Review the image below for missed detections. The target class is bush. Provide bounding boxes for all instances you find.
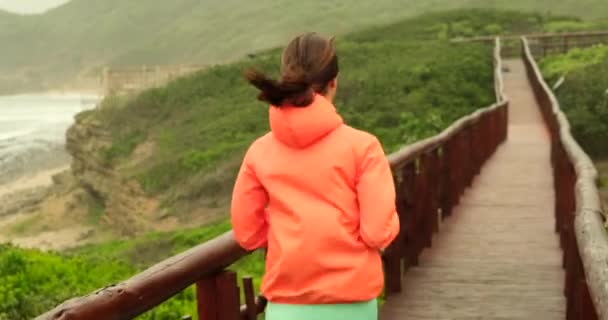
[0,220,256,319]
[540,45,608,80]
[541,46,608,158]
[0,245,134,320]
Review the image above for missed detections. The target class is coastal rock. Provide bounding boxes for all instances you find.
[66,114,157,235]
[0,187,49,217]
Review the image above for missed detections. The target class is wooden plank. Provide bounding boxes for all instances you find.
[380,60,565,320]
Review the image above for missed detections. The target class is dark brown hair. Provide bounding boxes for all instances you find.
[245,32,339,107]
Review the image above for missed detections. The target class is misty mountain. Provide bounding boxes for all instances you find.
[0,0,607,93]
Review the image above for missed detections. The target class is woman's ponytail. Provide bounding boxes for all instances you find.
[244,69,313,107]
[244,32,338,107]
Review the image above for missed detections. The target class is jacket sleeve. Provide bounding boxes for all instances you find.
[231,151,269,251]
[356,138,400,250]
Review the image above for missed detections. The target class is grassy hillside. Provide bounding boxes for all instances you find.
[87,10,590,225]
[85,10,543,226]
[46,9,593,235]
[2,0,608,93]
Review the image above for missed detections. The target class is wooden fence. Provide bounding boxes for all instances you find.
[522,37,608,320]
[457,30,608,57]
[525,31,608,58]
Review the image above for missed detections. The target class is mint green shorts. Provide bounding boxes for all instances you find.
[266,299,377,320]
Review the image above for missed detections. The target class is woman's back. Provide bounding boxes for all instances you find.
[230,32,399,318]
[233,94,398,303]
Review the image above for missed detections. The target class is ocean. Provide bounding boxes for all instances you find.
[0,94,100,186]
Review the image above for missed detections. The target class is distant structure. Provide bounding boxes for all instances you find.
[101,64,204,96]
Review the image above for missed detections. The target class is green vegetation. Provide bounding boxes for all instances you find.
[0,245,134,320]
[543,18,608,33]
[3,0,608,93]
[540,45,608,79]
[91,9,588,217]
[0,220,266,320]
[540,46,608,158]
[91,10,559,217]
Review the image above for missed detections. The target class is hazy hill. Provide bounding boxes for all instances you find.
[1,0,608,93]
[64,9,570,234]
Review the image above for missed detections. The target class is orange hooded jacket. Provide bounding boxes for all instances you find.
[231,94,399,304]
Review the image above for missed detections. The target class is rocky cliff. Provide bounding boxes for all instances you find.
[66,113,158,235]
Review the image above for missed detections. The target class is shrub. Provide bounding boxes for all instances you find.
[541,46,608,158]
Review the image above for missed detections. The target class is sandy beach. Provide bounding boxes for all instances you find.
[0,165,68,199]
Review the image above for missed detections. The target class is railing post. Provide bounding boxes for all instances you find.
[419,151,440,248]
[427,149,441,234]
[416,156,431,249]
[197,278,219,320]
[470,119,481,177]
[440,141,453,218]
[578,280,599,320]
[383,250,402,294]
[197,271,241,320]
[480,114,489,168]
[450,133,463,209]
[384,170,406,294]
[503,103,509,143]
[242,278,258,320]
[393,169,407,264]
[491,110,498,154]
[403,163,418,267]
[463,126,474,187]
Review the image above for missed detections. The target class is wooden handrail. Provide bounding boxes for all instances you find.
[36,232,247,320]
[38,38,509,320]
[521,37,608,320]
[453,30,608,42]
[387,101,506,169]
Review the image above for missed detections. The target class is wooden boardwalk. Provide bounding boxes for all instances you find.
[380,59,566,319]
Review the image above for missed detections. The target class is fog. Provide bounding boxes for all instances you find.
[0,0,69,14]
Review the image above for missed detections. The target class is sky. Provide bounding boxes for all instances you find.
[0,0,69,14]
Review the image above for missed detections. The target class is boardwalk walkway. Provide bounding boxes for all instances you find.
[380,59,566,319]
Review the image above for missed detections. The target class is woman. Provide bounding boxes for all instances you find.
[231,32,399,320]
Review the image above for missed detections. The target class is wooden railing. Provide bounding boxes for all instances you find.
[38,39,508,320]
[456,30,608,58]
[522,37,608,320]
[36,233,251,320]
[525,31,608,58]
[382,99,508,296]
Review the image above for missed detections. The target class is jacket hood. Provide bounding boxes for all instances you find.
[269,94,343,149]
